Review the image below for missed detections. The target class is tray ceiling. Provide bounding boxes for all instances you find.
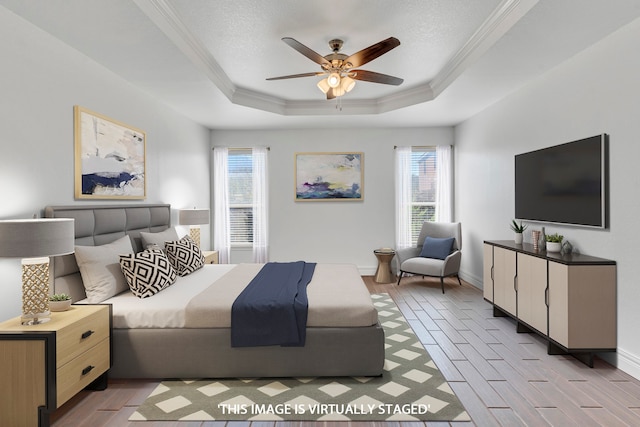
[2,0,640,129]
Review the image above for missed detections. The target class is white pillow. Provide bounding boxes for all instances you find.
[74,235,134,303]
[140,227,180,251]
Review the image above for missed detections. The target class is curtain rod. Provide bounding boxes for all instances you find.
[212,146,270,151]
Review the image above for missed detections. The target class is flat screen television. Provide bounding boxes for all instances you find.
[515,134,608,229]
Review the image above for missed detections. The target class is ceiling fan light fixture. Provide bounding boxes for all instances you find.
[341,76,356,93]
[317,78,330,94]
[327,72,341,88]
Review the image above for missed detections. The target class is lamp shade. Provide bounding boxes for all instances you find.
[179,209,210,226]
[0,218,75,258]
[341,76,356,93]
[317,78,330,94]
[327,73,341,88]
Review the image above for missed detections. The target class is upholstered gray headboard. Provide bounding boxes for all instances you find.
[44,204,171,301]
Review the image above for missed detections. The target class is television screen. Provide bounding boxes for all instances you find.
[515,134,608,228]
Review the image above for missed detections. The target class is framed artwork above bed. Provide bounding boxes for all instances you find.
[295,152,364,201]
[74,105,146,199]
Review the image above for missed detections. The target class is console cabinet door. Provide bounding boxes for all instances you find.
[516,253,548,333]
[548,262,617,349]
[483,244,494,302]
[493,246,517,316]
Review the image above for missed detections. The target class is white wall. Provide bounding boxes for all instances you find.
[455,16,640,379]
[211,127,453,271]
[0,9,211,320]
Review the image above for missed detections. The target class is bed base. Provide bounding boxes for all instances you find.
[45,204,385,379]
[110,324,385,379]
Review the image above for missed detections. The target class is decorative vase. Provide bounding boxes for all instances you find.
[532,230,541,250]
[49,299,72,312]
[514,233,523,244]
[539,226,546,250]
[546,242,562,252]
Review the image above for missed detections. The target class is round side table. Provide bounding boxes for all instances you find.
[373,249,396,283]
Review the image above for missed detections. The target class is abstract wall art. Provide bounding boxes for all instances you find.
[295,152,364,201]
[74,106,146,199]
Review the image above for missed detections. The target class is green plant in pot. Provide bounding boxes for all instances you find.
[545,233,564,252]
[510,220,527,244]
[49,293,72,312]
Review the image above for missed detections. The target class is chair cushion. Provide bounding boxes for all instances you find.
[419,236,455,260]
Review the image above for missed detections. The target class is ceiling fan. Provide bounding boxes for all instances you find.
[266,37,404,100]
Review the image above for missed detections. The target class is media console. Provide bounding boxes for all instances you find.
[483,240,616,367]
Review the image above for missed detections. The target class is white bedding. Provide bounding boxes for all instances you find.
[92,263,378,329]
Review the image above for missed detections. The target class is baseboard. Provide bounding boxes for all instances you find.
[358,265,378,276]
[607,347,640,381]
[459,268,482,289]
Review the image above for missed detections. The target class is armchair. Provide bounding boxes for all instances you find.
[396,221,462,293]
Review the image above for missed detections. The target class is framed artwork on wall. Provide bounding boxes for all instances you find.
[74,105,146,199]
[295,152,364,201]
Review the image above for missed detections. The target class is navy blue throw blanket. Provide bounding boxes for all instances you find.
[231,261,316,347]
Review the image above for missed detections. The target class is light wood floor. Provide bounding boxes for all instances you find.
[51,276,640,426]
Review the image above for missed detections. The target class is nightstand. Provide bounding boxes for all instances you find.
[203,250,219,264]
[0,304,112,427]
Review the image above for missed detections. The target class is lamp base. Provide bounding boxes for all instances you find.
[189,226,201,248]
[21,312,51,325]
[21,257,51,326]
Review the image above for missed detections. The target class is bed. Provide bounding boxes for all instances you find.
[44,204,385,379]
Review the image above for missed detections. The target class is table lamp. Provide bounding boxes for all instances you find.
[178,208,209,248]
[0,218,75,325]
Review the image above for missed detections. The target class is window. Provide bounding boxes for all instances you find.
[410,147,437,245]
[228,149,253,245]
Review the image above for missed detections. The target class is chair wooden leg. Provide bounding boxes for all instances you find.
[396,271,404,286]
[440,277,445,294]
[457,275,462,286]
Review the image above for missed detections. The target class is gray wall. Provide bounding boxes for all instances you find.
[455,16,640,379]
[211,127,453,271]
[0,9,211,319]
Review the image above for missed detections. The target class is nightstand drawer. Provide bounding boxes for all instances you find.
[57,337,110,406]
[57,306,110,367]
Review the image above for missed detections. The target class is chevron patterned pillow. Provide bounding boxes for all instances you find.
[120,248,178,298]
[164,235,205,276]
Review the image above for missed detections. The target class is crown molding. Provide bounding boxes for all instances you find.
[134,0,537,117]
[132,0,235,98]
[430,0,539,97]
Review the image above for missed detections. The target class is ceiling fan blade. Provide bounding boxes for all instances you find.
[351,70,404,85]
[282,37,330,67]
[266,72,325,81]
[344,37,400,68]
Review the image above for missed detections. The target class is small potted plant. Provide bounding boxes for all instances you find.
[545,233,564,252]
[49,293,72,312]
[510,220,527,244]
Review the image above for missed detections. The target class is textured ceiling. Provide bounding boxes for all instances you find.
[2,0,640,129]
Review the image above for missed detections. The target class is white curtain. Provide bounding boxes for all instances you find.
[252,147,269,262]
[435,145,453,222]
[212,147,231,264]
[395,146,412,250]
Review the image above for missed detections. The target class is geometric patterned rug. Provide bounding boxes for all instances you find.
[130,294,470,422]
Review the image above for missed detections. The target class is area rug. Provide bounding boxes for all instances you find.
[130,293,470,422]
